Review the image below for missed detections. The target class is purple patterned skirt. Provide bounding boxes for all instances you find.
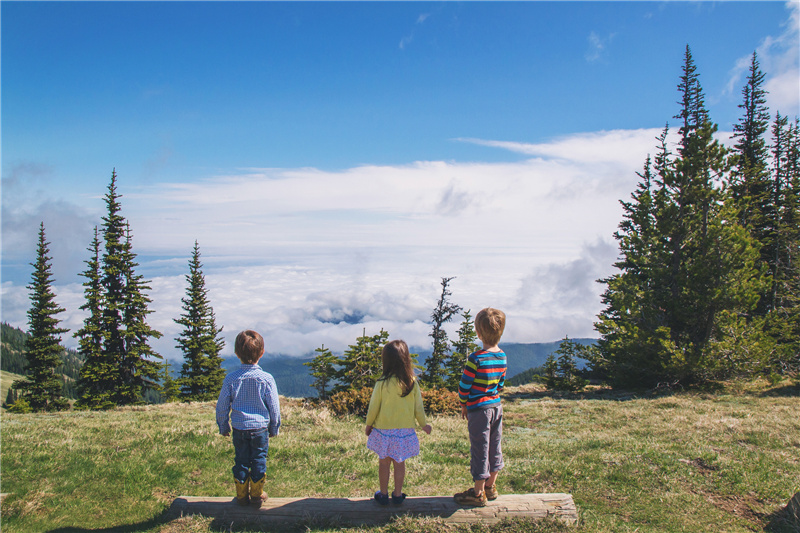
[367,428,420,462]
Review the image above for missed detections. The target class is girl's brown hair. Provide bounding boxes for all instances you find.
[381,340,415,397]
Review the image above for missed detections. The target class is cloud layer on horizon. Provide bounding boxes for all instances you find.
[2,127,676,359]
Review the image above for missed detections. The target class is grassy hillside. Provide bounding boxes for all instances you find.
[1,370,25,405]
[1,380,798,533]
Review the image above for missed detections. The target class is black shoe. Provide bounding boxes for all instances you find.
[374,491,389,505]
[391,492,407,504]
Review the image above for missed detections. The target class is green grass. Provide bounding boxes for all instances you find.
[1,380,799,533]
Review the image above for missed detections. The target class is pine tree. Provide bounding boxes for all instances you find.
[421,277,462,388]
[78,170,163,407]
[443,310,479,390]
[594,47,764,386]
[334,329,388,392]
[731,52,772,238]
[174,241,225,402]
[304,344,339,399]
[543,337,588,392]
[75,227,117,410]
[764,115,800,373]
[117,223,163,404]
[12,223,69,412]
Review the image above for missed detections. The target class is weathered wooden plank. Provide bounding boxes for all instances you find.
[168,493,577,527]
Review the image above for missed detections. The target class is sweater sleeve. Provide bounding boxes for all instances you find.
[413,381,427,427]
[264,374,281,437]
[216,377,232,434]
[458,353,478,404]
[365,381,382,427]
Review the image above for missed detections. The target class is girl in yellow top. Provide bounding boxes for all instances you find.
[365,340,432,505]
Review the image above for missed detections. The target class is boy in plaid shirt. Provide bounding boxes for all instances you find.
[216,330,281,506]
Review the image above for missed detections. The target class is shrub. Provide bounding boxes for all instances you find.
[422,387,460,415]
[6,397,32,414]
[327,386,461,417]
[327,386,372,417]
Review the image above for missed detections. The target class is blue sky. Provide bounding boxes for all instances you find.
[2,1,799,359]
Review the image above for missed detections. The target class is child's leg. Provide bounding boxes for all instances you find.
[391,459,405,497]
[467,409,493,495]
[378,457,393,495]
[485,405,504,490]
[231,430,251,483]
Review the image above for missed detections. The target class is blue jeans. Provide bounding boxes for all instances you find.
[232,428,269,483]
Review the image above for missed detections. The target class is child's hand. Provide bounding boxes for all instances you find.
[461,405,468,420]
[365,425,373,436]
[422,424,432,435]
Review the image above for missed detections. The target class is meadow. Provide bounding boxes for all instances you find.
[1,380,798,533]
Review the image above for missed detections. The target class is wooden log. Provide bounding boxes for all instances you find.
[787,492,800,524]
[168,493,577,527]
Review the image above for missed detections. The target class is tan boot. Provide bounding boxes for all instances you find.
[235,477,250,506]
[250,475,267,507]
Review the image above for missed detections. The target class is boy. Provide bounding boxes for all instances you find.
[454,308,507,507]
[216,330,281,507]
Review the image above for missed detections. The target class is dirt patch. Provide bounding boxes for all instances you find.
[679,457,720,474]
[693,489,771,526]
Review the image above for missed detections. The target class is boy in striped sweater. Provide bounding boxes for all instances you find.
[454,308,507,507]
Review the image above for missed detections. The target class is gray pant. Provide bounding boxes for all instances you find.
[467,404,504,481]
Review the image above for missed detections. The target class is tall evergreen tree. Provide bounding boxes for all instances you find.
[12,223,69,412]
[764,115,800,372]
[594,47,764,386]
[731,52,772,237]
[174,241,225,402]
[421,277,462,388]
[443,310,479,390]
[116,223,163,404]
[77,170,163,407]
[75,227,117,410]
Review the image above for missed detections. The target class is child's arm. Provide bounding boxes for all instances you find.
[458,354,478,420]
[264,375,281,437]
[364,383,382,433]
[413,381,430,433]
[216,380,232,436]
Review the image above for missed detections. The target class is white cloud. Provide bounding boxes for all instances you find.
[2,128,663,359]
[726,1,800,117]
[586,31,615,63]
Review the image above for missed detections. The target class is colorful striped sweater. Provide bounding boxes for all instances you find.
[458,349,507,411]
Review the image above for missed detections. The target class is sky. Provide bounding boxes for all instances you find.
[2,1,799,361]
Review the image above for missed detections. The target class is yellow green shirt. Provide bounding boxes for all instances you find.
[365,377,428,430]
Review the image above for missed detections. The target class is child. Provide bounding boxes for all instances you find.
[454,308,507,507]
[216,330,281,507]
[365,339,432,505]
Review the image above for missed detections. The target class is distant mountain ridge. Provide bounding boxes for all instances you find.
[225,339,597,398]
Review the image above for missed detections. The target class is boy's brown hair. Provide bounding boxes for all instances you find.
[235,330,264,364]
[475,308,506,346]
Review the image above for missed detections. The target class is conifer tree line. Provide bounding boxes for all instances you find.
[591,48,799,387]
[8,171,226,411]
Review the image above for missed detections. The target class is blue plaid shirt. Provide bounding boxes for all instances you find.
[216,364,281,436]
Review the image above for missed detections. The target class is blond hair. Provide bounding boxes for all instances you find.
[235,330,264,364]
[475,308,506,346]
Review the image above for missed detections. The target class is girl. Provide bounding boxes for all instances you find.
[365,340,432,505]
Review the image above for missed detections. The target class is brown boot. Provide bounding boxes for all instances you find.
[249,475,268,507]
[235,477,250,506]
[484,484,499,501]
[453,487,487,507]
